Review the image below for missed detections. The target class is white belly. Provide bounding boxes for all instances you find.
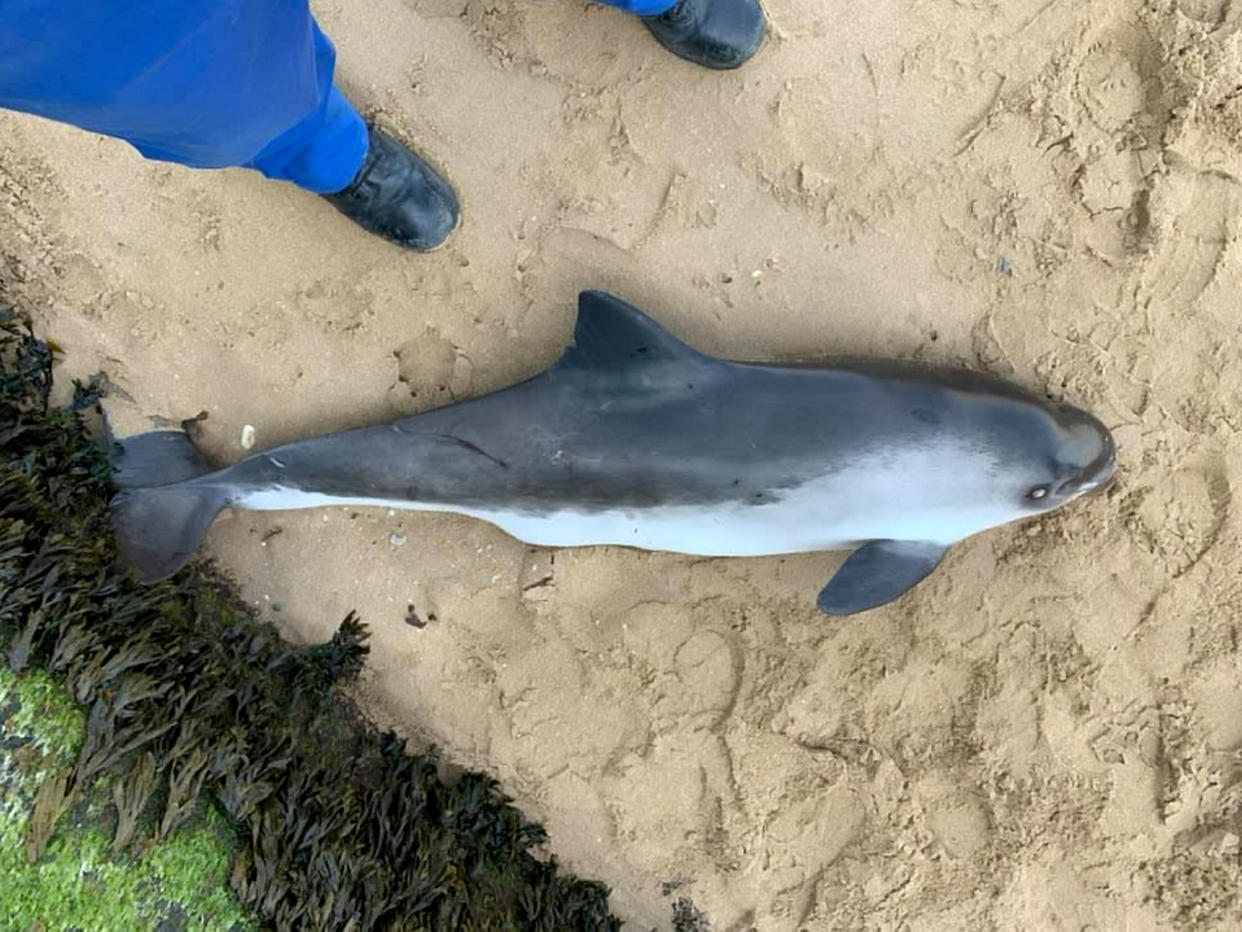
[236,453,1026,556]
[238,486,848,555]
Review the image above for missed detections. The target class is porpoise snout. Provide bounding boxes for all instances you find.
[1054,404,1116,496]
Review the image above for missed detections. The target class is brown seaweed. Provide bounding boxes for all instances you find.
[0,309,620,931]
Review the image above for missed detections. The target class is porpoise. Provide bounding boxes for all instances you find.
[109,290,1116,615]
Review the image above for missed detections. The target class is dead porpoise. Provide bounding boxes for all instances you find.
[109,290,1116,615]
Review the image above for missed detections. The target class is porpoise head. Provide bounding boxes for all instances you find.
[820,358,1117,542]
[1011,400,1116,515]
[909,367,1117,529]
[846,371,1118,547]
[817,388,1117,617]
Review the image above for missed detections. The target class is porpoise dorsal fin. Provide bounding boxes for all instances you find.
[555,291,711,375]
[817,540,949,615]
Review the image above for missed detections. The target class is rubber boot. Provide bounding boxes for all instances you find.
[324,126,459,251]
[643,0,766,70]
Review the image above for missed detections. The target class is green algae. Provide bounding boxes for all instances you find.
[1,666,250,931]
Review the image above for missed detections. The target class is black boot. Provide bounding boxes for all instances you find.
[324,126,459,252]
[643,0,765,70]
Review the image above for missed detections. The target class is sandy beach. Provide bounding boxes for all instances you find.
[3,0,1242,926]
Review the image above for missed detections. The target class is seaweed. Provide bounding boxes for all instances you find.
[0,311,620,931]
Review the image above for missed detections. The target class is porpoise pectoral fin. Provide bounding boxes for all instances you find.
[816,540,950,616]
[556,291,711,375]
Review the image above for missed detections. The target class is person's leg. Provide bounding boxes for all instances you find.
[0,0,456,250]
[597,0,766,69]
[600,0,678,13]
[1,1,339,174]
[243,24,370,195]
[248,23,460,251]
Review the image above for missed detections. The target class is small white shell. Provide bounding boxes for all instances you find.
[240,424,256,450]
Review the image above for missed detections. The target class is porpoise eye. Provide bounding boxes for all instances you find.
[1027,485,1049,501]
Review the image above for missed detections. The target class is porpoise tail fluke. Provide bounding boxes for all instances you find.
[111,485,230,582]
[107,429,228,582]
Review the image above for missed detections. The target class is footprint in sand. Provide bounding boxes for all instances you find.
[1132,451,1232,578]
[670,628,740,727]
[1175,0,1230,24]
[1073,22,1166,138]
[619,604,742,730]
[393,327,472,402]
[1140,169,1238,308]
[915,770,993,859]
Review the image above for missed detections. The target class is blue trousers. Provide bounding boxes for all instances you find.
[0,0,674,194]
